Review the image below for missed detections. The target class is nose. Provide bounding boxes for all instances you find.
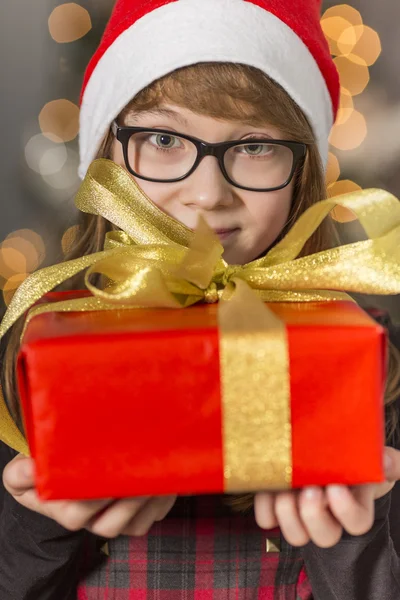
[182,155,235,211]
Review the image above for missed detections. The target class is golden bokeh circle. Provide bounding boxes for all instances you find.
[39,99,80,143]
[338,25,381,67]
[321,4,363,28]
[1,238,40,273]
[0,247,27,277]
[3,274,29,306]
[321,16,353,56]
[62,225,81,255]
[329,110,367,151]
[48,3,92,44]
[326,152,341,186]
[329,180,362,223]
[6,230,46,264]
[336,88,354,126]
[333,56,370,96]
[336,24,364,55]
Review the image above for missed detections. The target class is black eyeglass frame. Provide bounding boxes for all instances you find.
[111,121,307,193]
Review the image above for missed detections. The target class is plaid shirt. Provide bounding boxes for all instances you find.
[77,494,312,599]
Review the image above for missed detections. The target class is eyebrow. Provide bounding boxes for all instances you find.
[126,108,189,127]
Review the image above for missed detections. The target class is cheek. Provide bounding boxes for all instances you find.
[246,187,293,241]
[111,141,171,210]
[111,140,124,166]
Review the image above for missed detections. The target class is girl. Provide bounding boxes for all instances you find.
[1,0,400,598]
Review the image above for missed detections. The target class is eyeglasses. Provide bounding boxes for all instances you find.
[111,121,307,192]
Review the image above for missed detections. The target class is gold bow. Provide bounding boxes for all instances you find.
[1,159,400,485]
[3,159,400,325]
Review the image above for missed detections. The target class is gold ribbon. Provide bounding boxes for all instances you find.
[0,386,28,455]
[1,159,399,489]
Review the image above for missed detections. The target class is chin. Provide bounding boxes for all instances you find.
[225,246,275,264]
[222,249,251,266]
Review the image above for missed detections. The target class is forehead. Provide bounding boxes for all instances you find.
[123,104,285,139]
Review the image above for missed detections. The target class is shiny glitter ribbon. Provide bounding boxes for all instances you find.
[1,159,400,489]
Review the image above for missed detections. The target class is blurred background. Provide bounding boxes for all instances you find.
[0,1,399,319]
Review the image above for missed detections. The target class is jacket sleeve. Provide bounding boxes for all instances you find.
[302,487,400,600]
[0,442,101,600]
[302,316,400,600]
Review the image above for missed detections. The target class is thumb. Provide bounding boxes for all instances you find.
[3,455,35,497]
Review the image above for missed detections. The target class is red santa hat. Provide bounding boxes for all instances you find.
[79,0,339,179]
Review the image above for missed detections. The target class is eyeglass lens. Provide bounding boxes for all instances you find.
[126,132,294,189]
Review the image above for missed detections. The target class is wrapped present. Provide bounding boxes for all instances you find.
[0,160,399,500]
[16,291,386,500]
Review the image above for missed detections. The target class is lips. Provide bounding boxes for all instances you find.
[185,221,240,241]
[213,228,240,241]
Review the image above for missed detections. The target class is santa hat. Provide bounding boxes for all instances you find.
[79,0,339,179]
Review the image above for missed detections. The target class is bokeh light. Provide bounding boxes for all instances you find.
[333,56,370,96]
[43,148,80,192]
[0,247,27,280]
[2,238,39,273]
[62,224,80,255]
[2,274,29,306]
[39,99,80,143]
[321,4,363,56]
[0,230,45,280]
[329,109,367,151]
[48,3,92,44]
[0,230,45,302]
[321,4,363,28]
[326,152,341,185]
[7,230,46,262]
[25,133,67,175]
[336,88,354,126]
[328,180,362,223]
[321,16,353,56]
[337,25,382,67]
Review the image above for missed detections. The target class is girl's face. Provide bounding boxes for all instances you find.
[111,105,294,265]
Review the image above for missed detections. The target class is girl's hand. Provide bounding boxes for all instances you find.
[254,446,400,549]
[3,455,177,538]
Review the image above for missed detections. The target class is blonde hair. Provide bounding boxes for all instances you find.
[2,63,399,510]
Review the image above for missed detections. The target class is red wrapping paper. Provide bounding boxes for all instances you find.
[17,291,386,500]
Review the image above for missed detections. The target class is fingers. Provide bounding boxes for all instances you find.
[87,495,177,539]
[326,484,374,536]
[298,487,342,547]
[3,454,175,539]
[3,455,35,496]
[254,492,278,530]
[256,488,344,548]
[154,495,177,521]
[86,497,150,538]
[123,496,177,537]
[4,468,114,531]
[48,498,115,532]
[3,456,115,531]
[274,492,310,547]
[2,456,50,517]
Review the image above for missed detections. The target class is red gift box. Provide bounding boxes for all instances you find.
[17,291,386,500]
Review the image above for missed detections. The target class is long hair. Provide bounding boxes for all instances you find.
[2,63,399,511]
